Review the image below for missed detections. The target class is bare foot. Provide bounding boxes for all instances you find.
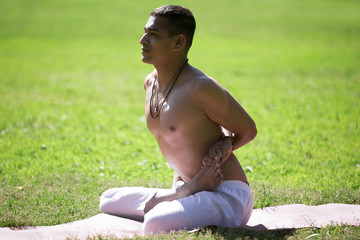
[189,158,223,193]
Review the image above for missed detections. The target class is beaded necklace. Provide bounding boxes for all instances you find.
[149,59,188,119]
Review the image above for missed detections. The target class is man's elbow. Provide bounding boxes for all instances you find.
[247,120,257,142]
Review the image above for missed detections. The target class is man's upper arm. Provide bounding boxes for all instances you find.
[193,77,257,148]
[144,71,156,91]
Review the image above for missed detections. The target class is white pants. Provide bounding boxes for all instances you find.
[99,180,253,234]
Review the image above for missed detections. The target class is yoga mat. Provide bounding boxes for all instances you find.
[244,203,360,230]
[1,204,359,239]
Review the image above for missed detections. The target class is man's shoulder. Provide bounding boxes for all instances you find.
[144,70,156,90]
[185,66,228,109]
[186,67,223,94]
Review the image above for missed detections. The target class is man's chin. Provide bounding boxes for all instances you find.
[141,57,152,64]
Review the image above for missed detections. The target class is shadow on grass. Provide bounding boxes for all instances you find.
[198,226,297,240]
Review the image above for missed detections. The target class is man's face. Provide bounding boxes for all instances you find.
[139,16,175,64]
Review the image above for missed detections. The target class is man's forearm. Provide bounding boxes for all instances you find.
[144,181,195,213]
[221,122,257,151]
[144,160,222,213]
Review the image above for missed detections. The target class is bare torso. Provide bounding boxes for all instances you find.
[145,65,248,184]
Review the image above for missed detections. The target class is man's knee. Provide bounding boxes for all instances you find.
[99,187,153,220]
[143,211,168,235]
[142,202,186,235]
[99,187,134,214]
[99,188,118,213]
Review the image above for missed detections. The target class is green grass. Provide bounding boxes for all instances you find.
[1,0,359,239]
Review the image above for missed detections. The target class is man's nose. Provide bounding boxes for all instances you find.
[139,33,147,45]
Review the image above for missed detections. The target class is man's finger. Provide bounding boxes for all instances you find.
[203,157,212,166]
[210,157,220,169]
[210,147,222,159]
[204,155,216,165]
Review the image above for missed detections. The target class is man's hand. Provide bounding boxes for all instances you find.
[202,137,233,167]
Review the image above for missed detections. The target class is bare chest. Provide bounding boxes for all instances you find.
[145,86,201,137]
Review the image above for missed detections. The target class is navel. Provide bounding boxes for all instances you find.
[169,126,176,132]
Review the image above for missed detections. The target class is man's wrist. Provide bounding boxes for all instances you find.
[221,135,235,150]
[178,181,196,197]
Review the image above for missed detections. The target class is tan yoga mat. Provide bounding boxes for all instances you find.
[244,203,360,230]
[1,204,359,239]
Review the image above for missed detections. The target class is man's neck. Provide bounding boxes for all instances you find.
[154,56,188,88]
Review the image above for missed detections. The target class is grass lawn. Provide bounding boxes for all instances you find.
[0,0,359,239]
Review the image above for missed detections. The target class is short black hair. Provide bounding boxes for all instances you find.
[151,5,196,51]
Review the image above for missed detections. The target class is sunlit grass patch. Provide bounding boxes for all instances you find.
[0,0,359,239]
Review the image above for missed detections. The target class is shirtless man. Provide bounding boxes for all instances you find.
[100,5,257,234]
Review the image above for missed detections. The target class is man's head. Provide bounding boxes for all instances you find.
[150,5,196,52]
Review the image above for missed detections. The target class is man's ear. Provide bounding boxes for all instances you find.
[174,34,186,51]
